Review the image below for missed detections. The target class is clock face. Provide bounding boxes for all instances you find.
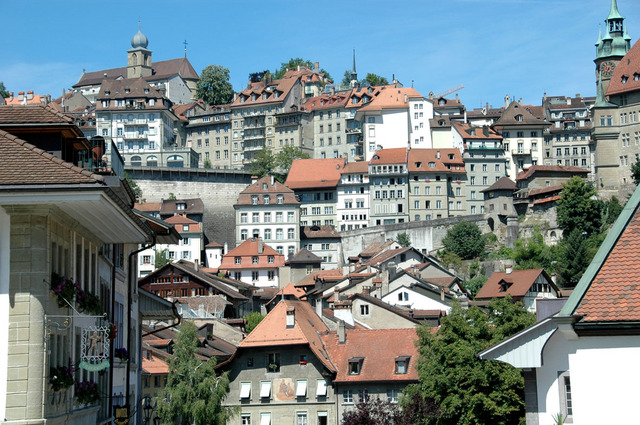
[601,61,616,77]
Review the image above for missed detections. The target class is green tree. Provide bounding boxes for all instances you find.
[196,65,234,106]
[342,397,404,425]
[556,229,593,287]
[442,222,485,260]
[556,176,603,236]
[249,148,277,179]
[396,232,411,247]
[464,275,487,298]
[0,82,9,99]
[155,248,170,269]
[362,73,389,86]
[604,196,623,226]
[512,233,558,272]
[203,159,212,169]
[274,58,332,81]
[156,321,232,425]
[275,145,310,174]
[243,311,264,334]
[632,157,640,186]
[403,298,535,425]
[124,172,142,201]
[341,70,354,87]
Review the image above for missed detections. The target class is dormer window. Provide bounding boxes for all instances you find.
[348,358,364,375]
[515,114,523,122]
[144,88,149,94]
[395,356,410,374]
[125,88,130,93]
[235,256,241,264]
[251,195,259,205]
[262,92,268,100]
[622,76,628,84]
[448,154,454,160]
[634,73,640,82]
[176,202,186,210]
[105,90,110,95]
[277,194,284,204]
[415,162,422,168]
[263,195,270,204]
[274,91,280,99]
[439,99,446,105]
[429,162,435,168]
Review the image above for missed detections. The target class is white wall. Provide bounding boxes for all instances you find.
[0,208,10,419]
[382,285,451,313]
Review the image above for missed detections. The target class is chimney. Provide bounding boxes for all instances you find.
[506,264,513,275]
[464,110,467,124]
[567,97,572,106]
[483,126,489,137]
[194,260,199,272]
[551,273,557,284]
[26,90,34,100]
[286,305,295,328]
[270,175,275,186]
[436,150,441,159]
[9,92,13,101]
[338,320,346,344]
[440,287,445,301]
[518,98,523,105]
[504,94,510,107]
[334,286,340,300]
[455,93,459,101]
[258,239,263,254]
[314,62,319,73]
[18,91,24,101]
[388,261,397,281]
[411,265,419,276]
[223,242,228,255]
[315,299,323,317]
[362,286,371,295]
[543,92,547,101]
[404,94,408,104]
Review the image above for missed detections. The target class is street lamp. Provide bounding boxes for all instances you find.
[142,396,153,424]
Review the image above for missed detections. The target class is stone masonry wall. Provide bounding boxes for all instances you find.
[128,168,253,248]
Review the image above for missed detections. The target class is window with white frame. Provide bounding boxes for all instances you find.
[387,389,399,403]
[296,380,307,397]
[260,381,271,398]
[260,413,270,425]
[316,379,327,397]
[241,414,251,425]
[343,390,353,404]
[240,382,251,399]
[296,413,307,425]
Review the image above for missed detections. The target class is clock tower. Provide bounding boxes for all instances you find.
[594,0,631,95]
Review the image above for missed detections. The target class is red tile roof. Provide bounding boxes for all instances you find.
[0,129,104,185]
[236,175,298,205]
[370,148,409,165]
[321,328,421,383]
[407,148,465,173]
[240,300,335,371]
[142,355,169,374]
[493,101,549,127]
[220,238,285,269]
[475,269,554,300]
[301,225,341,239]
[0,104,74,124]
[576,206,640,322]
[356,87,425,112]
[134,202,161,212]
[285,158,345,189]
[452,122,503,140]
[294,269,344,288]
[267,283,307,304]
[528,185,564,197]
[607,39,640,96]
[342,161,369,174]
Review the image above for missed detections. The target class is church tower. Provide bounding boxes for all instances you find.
[127,23,152,79]
[350,49,359,88]
[594,0,631,94]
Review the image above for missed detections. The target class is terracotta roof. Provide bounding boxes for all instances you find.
[73,57,199,88]
[493,101,549,127]
[236,175,298,205]
[0,104,74,124]
[342,161,369,174]
[359,241,398,259]
[163,215,198,225]
[286,248,322,264]
[607,39,640,96]
[285,158,345,189]
[452,122,502,140]
[220,238,285,269]
[516,165,589,181]
[301,225,341,239]
[96,79,165,104]
[232,77,297,108]
[239,300,335,371]
[407,148,465,173]
[205,240,224,248]
[295,269,344,287]
[481,176,517,192]
[575,206,640,322]
[299,91,352,112]
[267,283,307,304]
[4,92,49,106]
[475,269,555,300]
[134,202,161,212]
[0,129,104,186]
[370,148,409,165]
[364,247,411,267]
[533,195,561,205]
[142,354,169,375]
[356,87,425,112]
[321,328,421,383]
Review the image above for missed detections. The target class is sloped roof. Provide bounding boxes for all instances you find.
[160,198,204,215]
[163,215,198,225]
[342,161,369,174]
[301,225,341,239]
[97,78,165,103]
[142,354,169,375]
[407,148,465,173]
[493,101,549,126]
[295,268,344,288]
[299,91,352,112]
[475,269,553,300]
[356,87,425,112]
[516,165,589,181]
[73,57,199,88]
[267,283,307,304]
[225,237,281,258]
[370,148,408,165]
[0,104,74,124]
[285,158,345,189]
[236,175,298,205]
[452,122,502,140]
[239,300,335,372]
[359,240,398,259]
[321,327,420,383]
[528,184,564,197]
[572,188,640,322]
[607,39,640,96]
[286,248,322,264]
[134,202,161,213]
[0,129,103,185]
[481,176,518,192]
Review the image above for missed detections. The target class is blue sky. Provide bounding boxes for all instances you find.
[1,0,638,110]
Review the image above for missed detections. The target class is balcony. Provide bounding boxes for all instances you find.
[123,133,149,140]
[346,127,362,134]
[244,133,266,141]
[465,144,503,151]
[123,120,148,126]
[511,149,531,156]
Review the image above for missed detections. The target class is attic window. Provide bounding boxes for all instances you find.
[144,88,149,94]
[448,154,454,160]
[176,202,186,210]
[105,90,110,95]
[622,76,628,84]
[348,358,364,375]
[634,73,640,81]
[515,114,523,122]
[262,93,268,100]
[395,356,410,374]
[125,88,130,93]
[429,162,435,168]
[274,91,280,99]
[438,120,445,125]
[415,161,422,168]
[267,353,280,373]
[439,99,446,105]
[499,281,512,292]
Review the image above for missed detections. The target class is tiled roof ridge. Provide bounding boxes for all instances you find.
[0,129,104,183]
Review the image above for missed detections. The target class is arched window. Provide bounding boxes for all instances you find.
[130,156,142,167]
[146,155,158,167]
[167,155,184,168]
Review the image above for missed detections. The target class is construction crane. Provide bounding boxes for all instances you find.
[434,84,465,99]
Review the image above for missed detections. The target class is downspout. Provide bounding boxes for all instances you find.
[126,237,156,416]
[109,244,117,416]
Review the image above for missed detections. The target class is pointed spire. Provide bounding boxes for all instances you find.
[603,23,613,40]
[596,24,602,46]
[352,49,357,74]
[624,25,631,41]
[607,0,623,21]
